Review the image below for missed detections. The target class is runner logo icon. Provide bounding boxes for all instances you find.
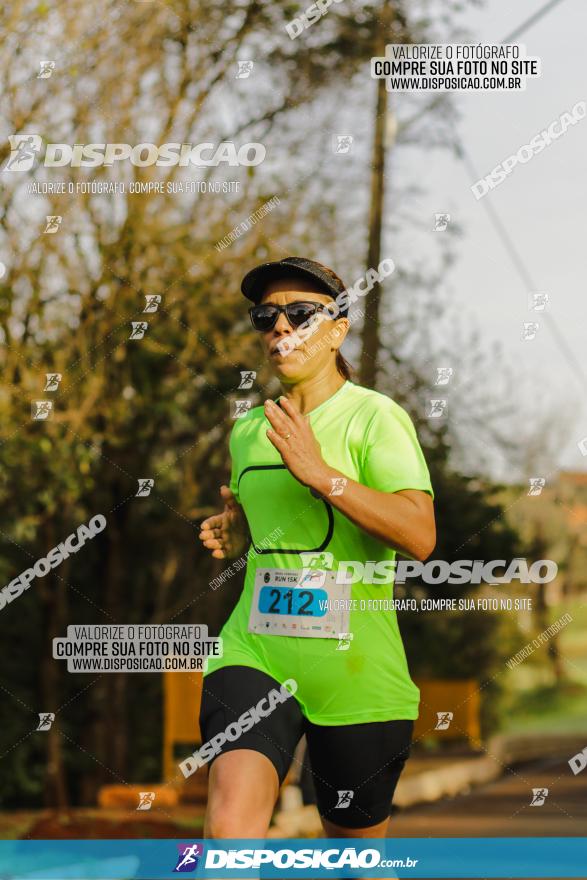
[3,135,42,171]
[136,791,155,811]
[298,551,333,587]
[435,711,453,730]
[36,713,55,731]
[174,843,204,872]
[335,790,354,808]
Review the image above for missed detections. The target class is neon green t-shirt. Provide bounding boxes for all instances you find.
[205,380,434,724]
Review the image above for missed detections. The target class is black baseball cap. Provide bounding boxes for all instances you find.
[240,257,348,317]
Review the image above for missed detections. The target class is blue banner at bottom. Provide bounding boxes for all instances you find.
[0,838,586,879]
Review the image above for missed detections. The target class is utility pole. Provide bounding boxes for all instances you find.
[359,0,394,388]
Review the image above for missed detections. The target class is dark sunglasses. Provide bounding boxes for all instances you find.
[248,300,331,332]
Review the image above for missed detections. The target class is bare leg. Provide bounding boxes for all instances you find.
[321,817,392,880]
[204,748,280,839]
[321,816,389,838]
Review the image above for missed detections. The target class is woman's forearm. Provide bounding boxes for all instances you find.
[310,465,436,561]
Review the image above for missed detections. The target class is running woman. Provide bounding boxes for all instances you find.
[199,257,436,840]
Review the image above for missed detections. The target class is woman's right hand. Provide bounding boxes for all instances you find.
[199,485,249,560]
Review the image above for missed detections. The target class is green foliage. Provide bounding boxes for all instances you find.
[0,0,510,808]
[390,420,528,736]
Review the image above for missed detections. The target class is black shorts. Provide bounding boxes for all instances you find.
[199,665,413,829]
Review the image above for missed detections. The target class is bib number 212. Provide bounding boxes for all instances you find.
[258,585,326,617]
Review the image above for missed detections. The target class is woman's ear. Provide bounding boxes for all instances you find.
[330,319,350,349]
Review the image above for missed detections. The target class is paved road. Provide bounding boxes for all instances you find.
[389,756,586,837]
[387,757,587,879]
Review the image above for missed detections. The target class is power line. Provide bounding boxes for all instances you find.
[398,0,569,136]
[395,0,584,388]
[452,0,586,389]
[501,0,568,43]
[453,140,587,388]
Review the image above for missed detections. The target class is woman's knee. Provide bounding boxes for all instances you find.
[206,803,264,839]
[205,791,274,838]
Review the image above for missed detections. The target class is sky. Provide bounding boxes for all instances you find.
[415,0,587,474]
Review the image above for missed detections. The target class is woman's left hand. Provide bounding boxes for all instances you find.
[264,397,328,490]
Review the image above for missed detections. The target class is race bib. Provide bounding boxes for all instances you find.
[248,568,351,638]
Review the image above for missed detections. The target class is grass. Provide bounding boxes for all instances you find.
[501,681,587,735]
[498,597,587,735]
